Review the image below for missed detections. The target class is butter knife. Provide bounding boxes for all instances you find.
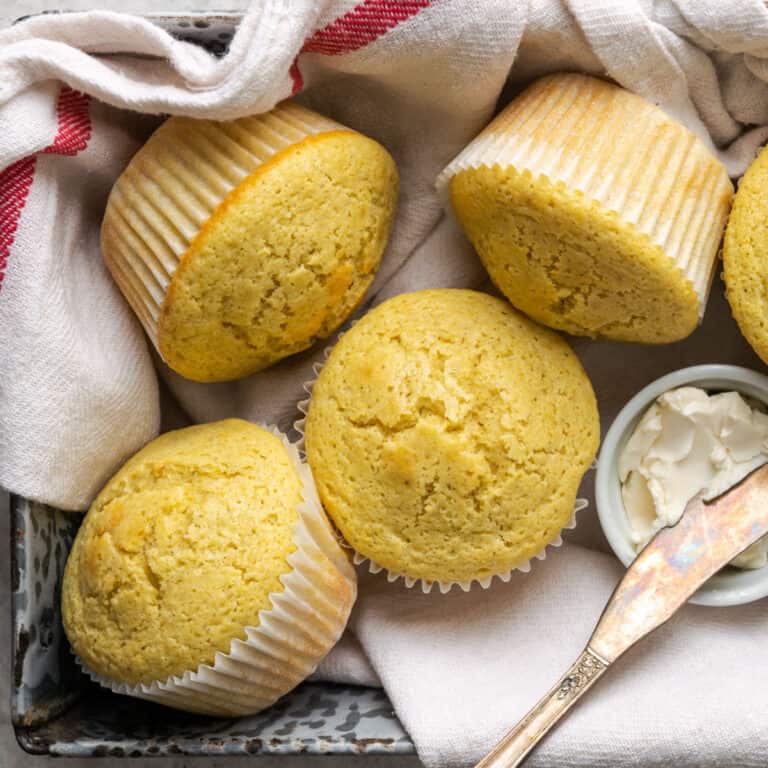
[476,462,768,768]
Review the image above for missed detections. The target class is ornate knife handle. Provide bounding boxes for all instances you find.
[475,648,608,768]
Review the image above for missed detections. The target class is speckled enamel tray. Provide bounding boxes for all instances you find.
[10,12,414,759]
[11,498,412,757]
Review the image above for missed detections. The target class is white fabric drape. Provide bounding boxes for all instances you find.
[2,3,768,765]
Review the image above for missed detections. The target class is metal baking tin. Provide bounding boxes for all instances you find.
[10,12,415,758]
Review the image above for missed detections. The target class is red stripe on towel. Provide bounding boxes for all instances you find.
[290,58,304,95]
[304,0,430,55]
[44,87,92,156]
[291,0,430,92]
[0,87,91,289]
[0,156,36,286]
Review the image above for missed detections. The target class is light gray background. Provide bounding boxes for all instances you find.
[0,1,421,765]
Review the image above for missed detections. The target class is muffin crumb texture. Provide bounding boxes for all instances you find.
[451,167,700,342]
[160,131,399,381]
[446,73,733,344]
[101,102,399,383]
[724,144,768,365]
[305,289,600,584]
[62,419,302,686]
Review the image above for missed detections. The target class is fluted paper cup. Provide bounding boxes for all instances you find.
[436,73,733,319]
[101,102,348,345]
[295,348,591,595]
[75,428,356,717]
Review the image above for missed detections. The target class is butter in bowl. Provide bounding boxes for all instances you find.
[595,364,768,606]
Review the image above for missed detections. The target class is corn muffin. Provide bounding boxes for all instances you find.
[62,419,356,716]
[438,73,733,343]
[304,289,599,587]
[723,144,768,364]
[102,102,399,382]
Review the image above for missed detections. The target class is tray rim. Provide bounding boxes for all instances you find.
[11,493,414,758]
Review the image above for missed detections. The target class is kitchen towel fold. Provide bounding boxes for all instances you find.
[350,543,768,768]
[3,1,768,766]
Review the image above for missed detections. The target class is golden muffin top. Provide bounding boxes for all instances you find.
[305,289,600,585]
[724,143,768,365]
[442,74,732,344]
[101,102,399,382]
[62,419,302,685]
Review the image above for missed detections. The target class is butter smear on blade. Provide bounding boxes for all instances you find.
[619,386,768,569]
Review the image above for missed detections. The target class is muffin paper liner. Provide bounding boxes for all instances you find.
[435,74,733,320]
[295,345,591,595]
[74,427,356,717]
[101,102,350,347]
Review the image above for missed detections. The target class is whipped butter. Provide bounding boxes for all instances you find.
[619,386,768,569]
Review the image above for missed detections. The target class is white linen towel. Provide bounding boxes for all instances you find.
[2,2,768,766]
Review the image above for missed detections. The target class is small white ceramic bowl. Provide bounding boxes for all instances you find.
[595,364,768,607]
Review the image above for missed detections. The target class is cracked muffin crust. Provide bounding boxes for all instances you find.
[440,73,733,344]
[723,144,768,365]
[304,289,600,585]
[101,101,399,382]
[63,420,307,685]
